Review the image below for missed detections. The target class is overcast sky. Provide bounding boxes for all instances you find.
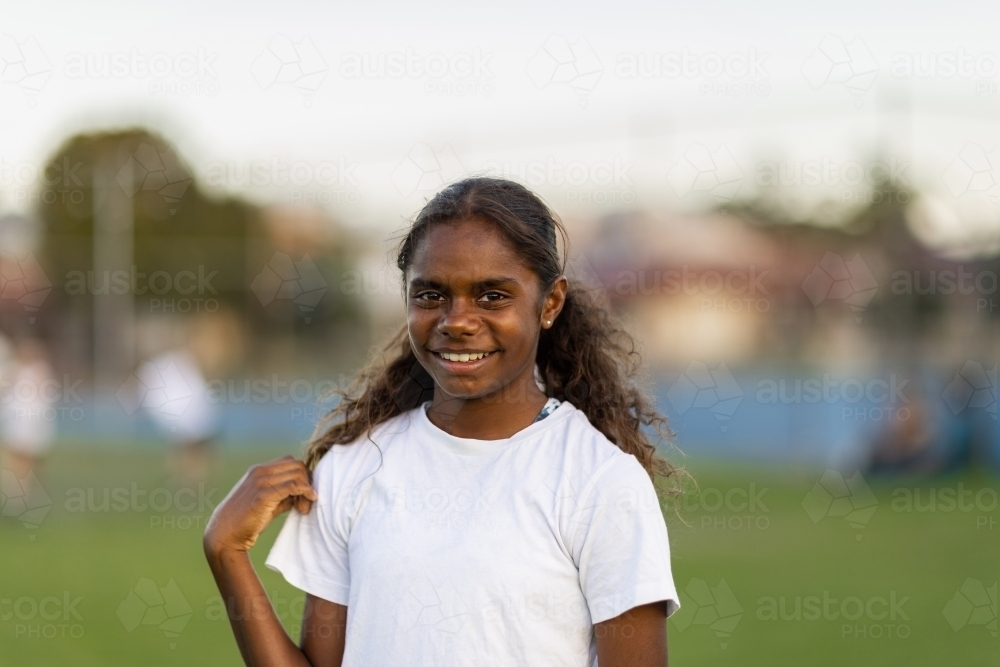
[4,0,1000,249]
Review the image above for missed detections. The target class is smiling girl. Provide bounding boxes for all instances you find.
[204,178,682,667]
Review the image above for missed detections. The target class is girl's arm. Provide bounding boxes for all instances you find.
[203,456,346,667]
[594,601,669,667]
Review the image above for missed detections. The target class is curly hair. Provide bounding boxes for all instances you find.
[305,177,682,492]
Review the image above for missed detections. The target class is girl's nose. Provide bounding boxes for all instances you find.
[437,299,479,337]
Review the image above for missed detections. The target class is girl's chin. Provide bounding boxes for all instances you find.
[432,378,539,406]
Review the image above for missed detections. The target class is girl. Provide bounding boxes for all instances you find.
[204,178,682,667]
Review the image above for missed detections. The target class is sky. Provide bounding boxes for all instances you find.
[4,0,1000,251]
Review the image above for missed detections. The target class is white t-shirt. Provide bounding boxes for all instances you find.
[265,400,679,666]
[1,359,57,454]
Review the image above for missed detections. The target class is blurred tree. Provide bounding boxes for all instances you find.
[39,129,262,314]
[36,128,366,377]
[721,172,1000,365]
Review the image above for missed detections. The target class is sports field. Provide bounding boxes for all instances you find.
[2,445,996,666]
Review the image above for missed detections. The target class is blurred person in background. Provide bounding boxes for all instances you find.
[865,370,973,476]
[140,347,220,486]
[136,309,243,486]
[1,337,58,494]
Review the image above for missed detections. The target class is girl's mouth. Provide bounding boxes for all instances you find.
[432,350,497,373]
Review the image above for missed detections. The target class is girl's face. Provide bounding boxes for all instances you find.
[406,218,566,403]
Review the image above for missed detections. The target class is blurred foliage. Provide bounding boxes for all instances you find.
[39,129,262,311]
[722,175,1000,365]
[35,129,366,366]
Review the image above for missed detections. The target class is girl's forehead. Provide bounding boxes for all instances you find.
[412,219,522,266]
[408,220,539,286]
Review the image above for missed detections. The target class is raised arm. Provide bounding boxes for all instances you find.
[203,455,347,667]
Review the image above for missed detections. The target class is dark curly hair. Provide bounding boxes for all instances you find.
[305,177,681,491]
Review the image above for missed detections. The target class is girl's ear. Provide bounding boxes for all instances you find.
[540,276,568,329]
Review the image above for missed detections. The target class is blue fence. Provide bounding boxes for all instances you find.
[39,370,1000,471]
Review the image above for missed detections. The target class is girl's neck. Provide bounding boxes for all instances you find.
[426,380,549,440]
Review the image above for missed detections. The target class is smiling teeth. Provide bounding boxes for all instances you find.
[440,352,489,362]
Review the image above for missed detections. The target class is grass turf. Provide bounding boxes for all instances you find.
[1,445,996,666]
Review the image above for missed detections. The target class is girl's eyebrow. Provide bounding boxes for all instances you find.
[408,277,520,291]
[476,277,520,290]
[408,278,445,291]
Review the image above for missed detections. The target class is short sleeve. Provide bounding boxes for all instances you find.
[570,454,680,624]
[264,451,352,606]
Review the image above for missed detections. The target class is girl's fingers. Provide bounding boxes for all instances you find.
[269,492,313,519]
[273,495,296,518]
[294,495,314,515]
[258,470,317,501]
[259,478,317,507]
[248,456,310,483]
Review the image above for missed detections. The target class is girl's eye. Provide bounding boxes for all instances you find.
[479,291,506,303]
[414,291,444,302]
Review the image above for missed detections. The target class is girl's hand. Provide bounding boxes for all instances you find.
[204,455,318,556]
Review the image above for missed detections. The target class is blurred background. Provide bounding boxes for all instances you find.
[1,1,997,665]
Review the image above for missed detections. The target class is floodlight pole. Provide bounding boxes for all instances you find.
[92,152,136,393]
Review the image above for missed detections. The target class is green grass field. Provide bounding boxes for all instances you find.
[2,445,997,666]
